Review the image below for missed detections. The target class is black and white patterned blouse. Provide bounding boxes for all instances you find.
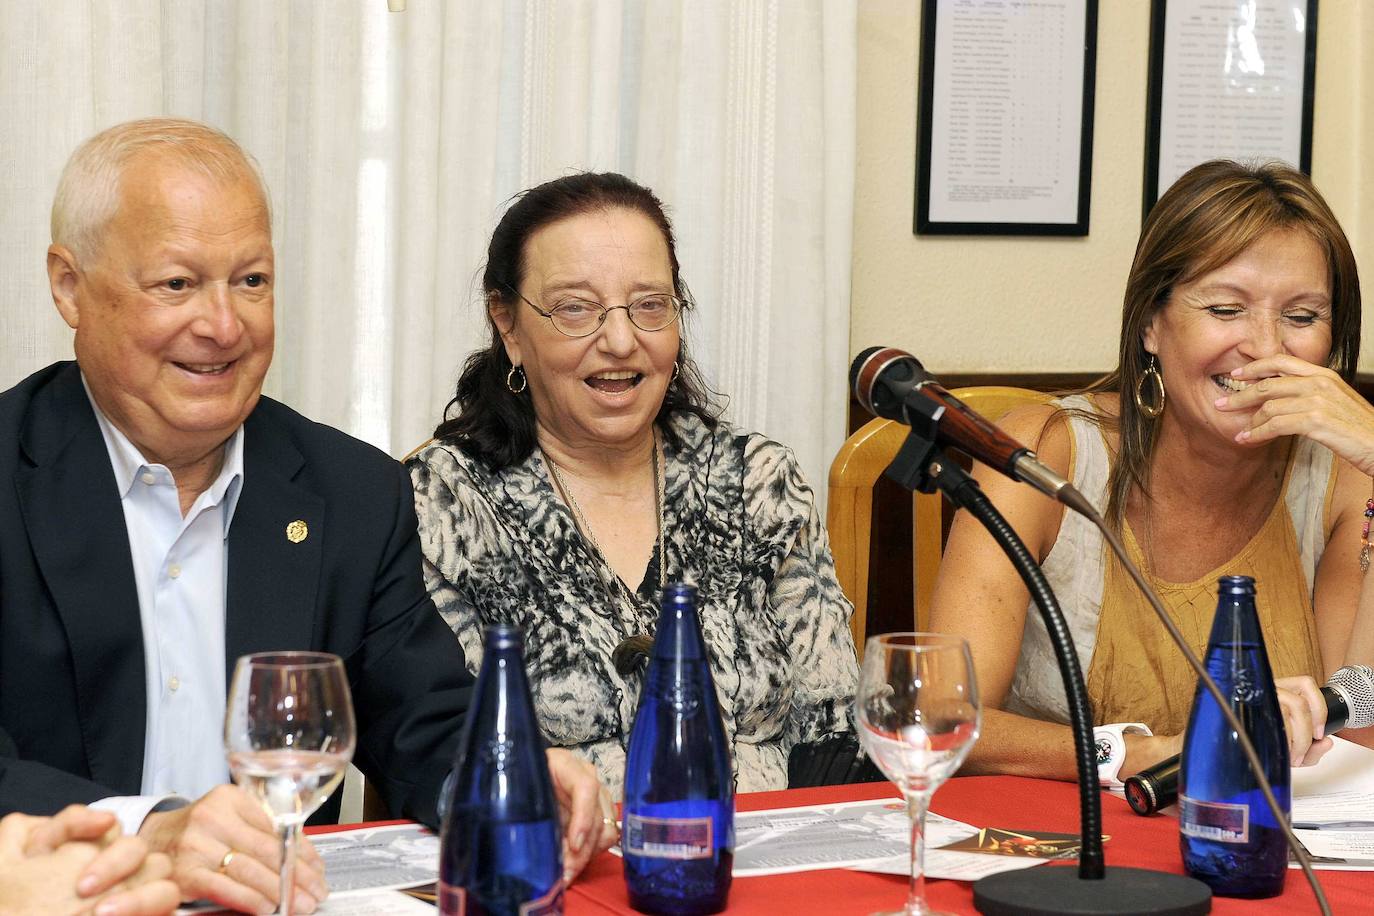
[408,411,859,796]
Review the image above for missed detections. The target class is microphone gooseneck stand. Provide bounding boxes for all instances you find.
[881,397,1211,915]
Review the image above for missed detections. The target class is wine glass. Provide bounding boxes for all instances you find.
[856,633,981,916]
[225,651,356,916]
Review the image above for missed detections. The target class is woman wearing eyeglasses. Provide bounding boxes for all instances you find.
[408,172,859,796]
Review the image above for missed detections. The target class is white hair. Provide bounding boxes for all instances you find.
[51,117,272,263]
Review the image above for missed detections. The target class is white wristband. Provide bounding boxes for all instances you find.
[1093,722,1153,788]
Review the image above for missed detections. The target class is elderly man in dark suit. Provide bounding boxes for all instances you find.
[0,119,612,914]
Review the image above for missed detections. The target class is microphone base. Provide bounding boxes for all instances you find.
[973,865,1211,915]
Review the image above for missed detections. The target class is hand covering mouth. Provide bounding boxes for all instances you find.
[1213,374,1274,392]
[585,370,643,394]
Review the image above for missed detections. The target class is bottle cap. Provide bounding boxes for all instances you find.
[1216,575,1255,595]
[482,625,524,651]
[663,582,698,605]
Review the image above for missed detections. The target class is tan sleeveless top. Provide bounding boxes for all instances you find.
[1006,396,1334,733]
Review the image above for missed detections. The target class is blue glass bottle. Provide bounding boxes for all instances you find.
[622,583,734,915]
[439,626,563,915]
[1178,575,1289,898]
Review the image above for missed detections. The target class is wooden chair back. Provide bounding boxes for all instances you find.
[826,386,1055,658]
[402,438,437,463]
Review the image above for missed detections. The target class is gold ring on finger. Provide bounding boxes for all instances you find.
[218,849,236,874]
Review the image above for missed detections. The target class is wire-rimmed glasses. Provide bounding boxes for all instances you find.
[513,289,685,338]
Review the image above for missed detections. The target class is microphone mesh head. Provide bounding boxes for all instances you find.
[1327,664,1374,730]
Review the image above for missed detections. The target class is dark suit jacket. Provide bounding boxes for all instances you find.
[0,361,473,826]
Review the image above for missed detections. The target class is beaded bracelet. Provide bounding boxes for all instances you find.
[1362,495,1373,573]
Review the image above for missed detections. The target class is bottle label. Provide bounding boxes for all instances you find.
[435,880,564,915]
[520,880,564,915]
[623,812,714,859]
[438,882,465,915]
[1179,794,1250,844]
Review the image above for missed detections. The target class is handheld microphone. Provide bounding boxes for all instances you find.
[850,346,1072,501]
[1125,664,1374,815]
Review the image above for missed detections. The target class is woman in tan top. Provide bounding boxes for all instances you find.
[930,160,1374,782]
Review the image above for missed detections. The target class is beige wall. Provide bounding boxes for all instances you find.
[852,0,1374,375]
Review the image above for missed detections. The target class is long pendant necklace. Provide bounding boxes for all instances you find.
[545,434,666,676]
[544,432,667,592]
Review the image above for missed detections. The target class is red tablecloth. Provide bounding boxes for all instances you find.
[567,777,1370,914]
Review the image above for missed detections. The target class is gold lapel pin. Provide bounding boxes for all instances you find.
[286,520,309,543]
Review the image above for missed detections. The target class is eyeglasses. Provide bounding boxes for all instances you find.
[513,289,685,338]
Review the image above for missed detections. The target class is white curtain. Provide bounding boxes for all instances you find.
[0,0,855,499]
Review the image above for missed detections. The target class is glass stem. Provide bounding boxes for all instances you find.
[278,822,299,916]
[905,792,931,916]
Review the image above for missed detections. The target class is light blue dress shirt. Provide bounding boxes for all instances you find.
[83,382,244,836]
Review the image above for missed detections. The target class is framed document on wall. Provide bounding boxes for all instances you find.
[914,0,1098,236]
[1143,0,1318,216]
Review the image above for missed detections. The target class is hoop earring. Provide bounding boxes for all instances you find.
[506,365,527,394]
[1135,355,1165,419]
[671,361,681,384]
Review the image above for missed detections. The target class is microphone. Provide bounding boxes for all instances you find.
[1320,662,1374,731]
[850,346,1072,501]
[1125,664,1374,815]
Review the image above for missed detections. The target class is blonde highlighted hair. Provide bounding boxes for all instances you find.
[1082,159,1360,526]
[51,117,270,263]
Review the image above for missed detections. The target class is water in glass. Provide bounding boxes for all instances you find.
[225,651,356,916]
[856,633,980,916]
